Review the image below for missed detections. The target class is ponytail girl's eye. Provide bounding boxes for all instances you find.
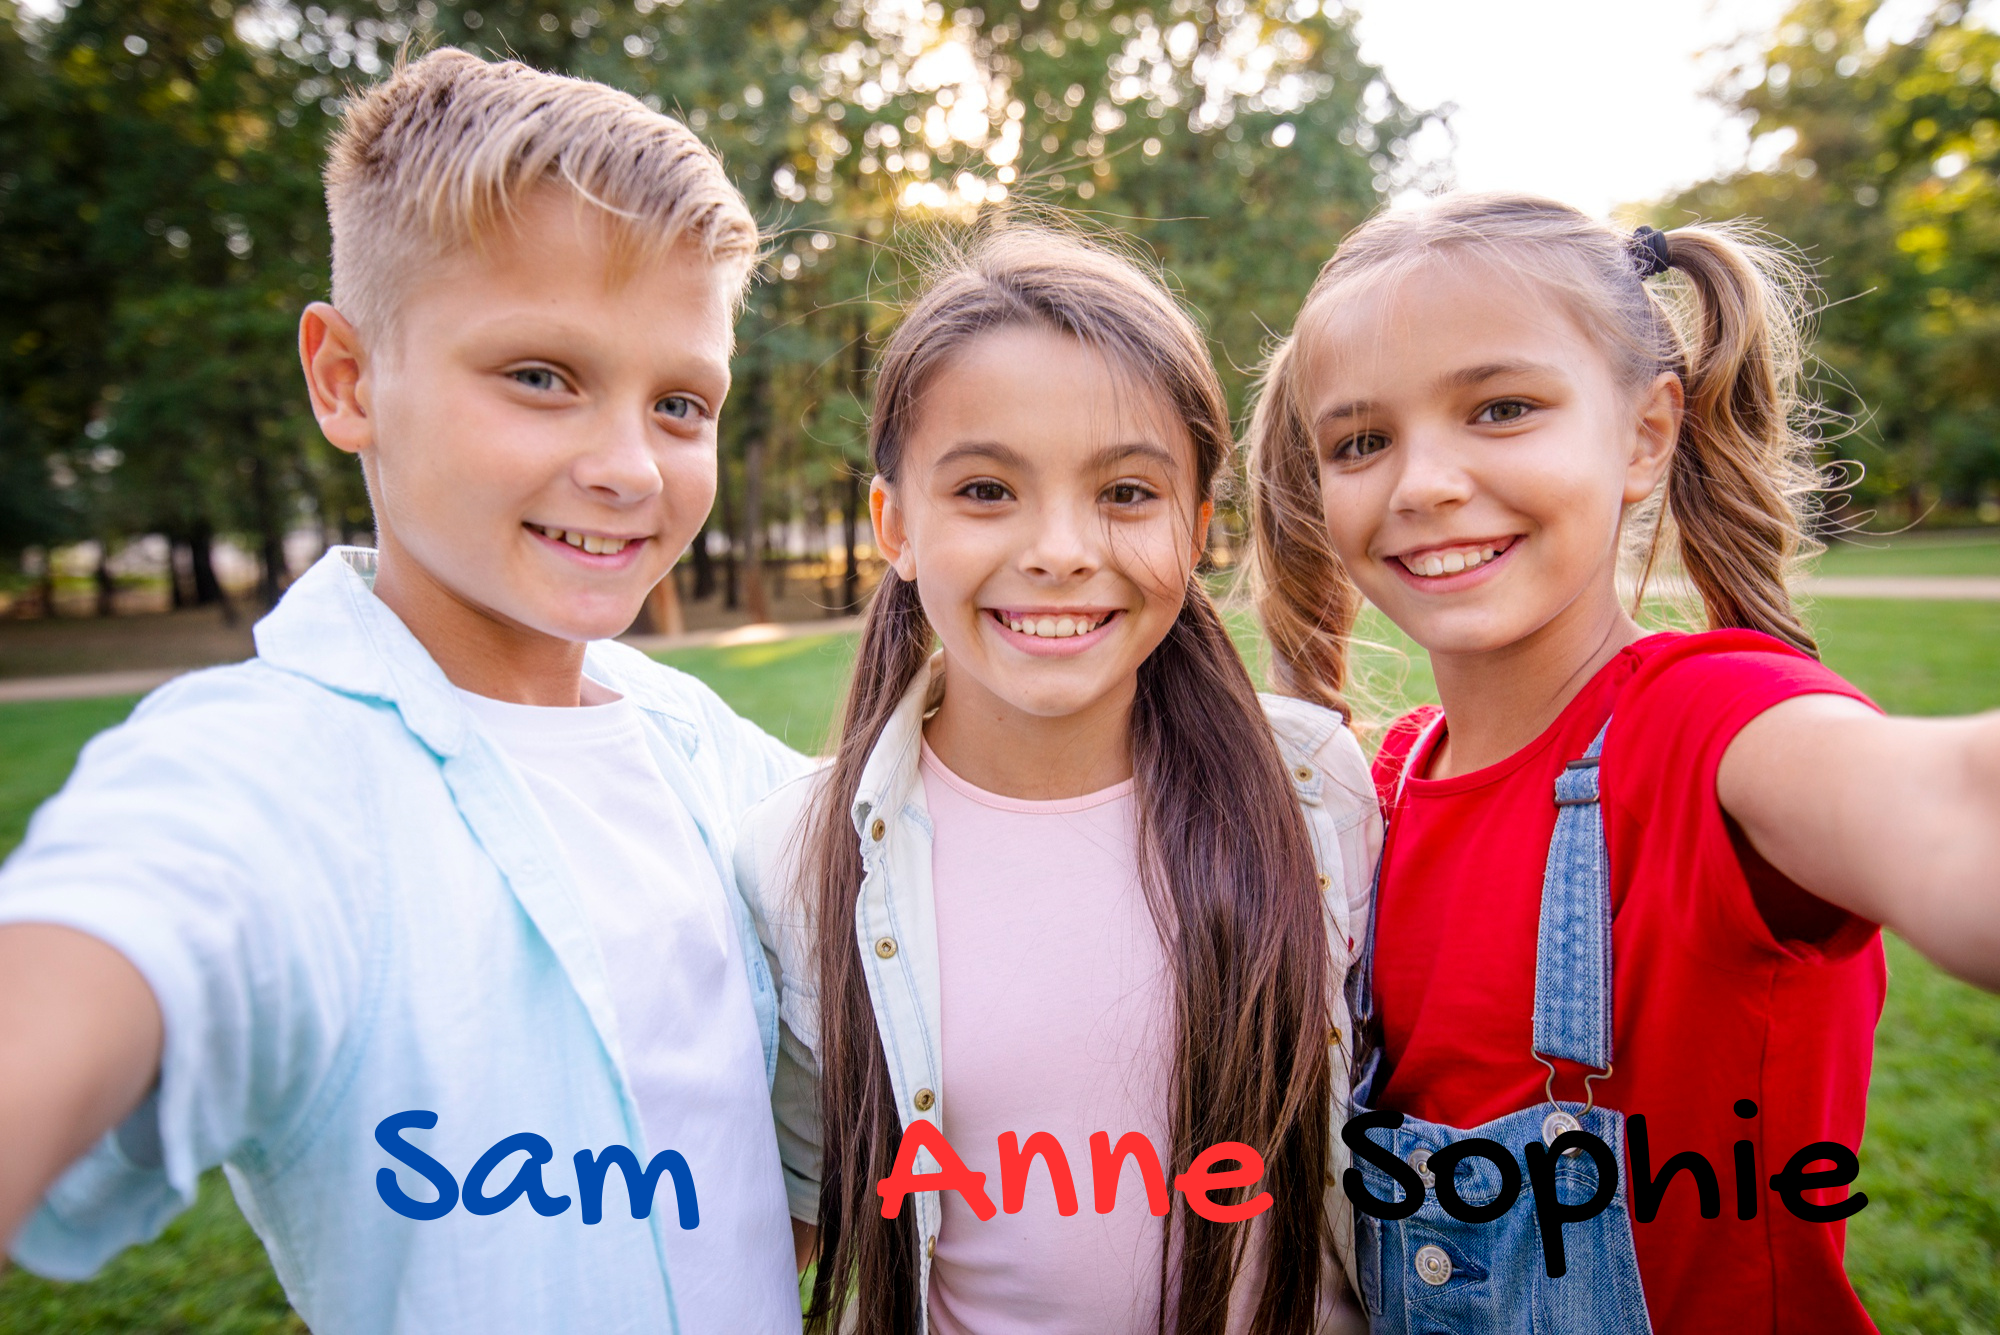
[960,480,1012,504]
[1329,431,1390,463]
[1477,398,1534,425]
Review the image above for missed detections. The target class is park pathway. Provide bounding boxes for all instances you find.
[0,616,868,705]
[2,577,1996,705]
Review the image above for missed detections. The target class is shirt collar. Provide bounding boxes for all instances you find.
[248,547,465,760]
[850,651,944,838]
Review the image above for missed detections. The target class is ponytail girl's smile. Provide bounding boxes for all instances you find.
[1305,259,1678,667]
[871,322,1208,789]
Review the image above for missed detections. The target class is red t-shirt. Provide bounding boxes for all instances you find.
[1369,630,1886,1334]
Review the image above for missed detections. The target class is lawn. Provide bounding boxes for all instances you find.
[1810,526,2000,578]
[0,598,1996,1332]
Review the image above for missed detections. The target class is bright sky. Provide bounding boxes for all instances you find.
[1347,0,1904,217]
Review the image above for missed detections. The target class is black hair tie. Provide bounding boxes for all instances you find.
[1630,225,1674,279]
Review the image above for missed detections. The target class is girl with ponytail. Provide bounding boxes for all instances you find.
[735,226,1379,1334]
[1247,192,2000,1335]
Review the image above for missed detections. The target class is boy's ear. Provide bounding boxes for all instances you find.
[300,303,373,456]
[870,476,918,582]
[1625,370,1683,504]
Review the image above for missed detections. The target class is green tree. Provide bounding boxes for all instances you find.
[1671,0,2000,520]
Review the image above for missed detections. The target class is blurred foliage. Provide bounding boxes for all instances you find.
[0,0,1420,603]
[1670,0,2000,523]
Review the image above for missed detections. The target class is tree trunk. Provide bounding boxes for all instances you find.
[634,571,686,637]
[842,467,862,613]
[247,454,287,609]
[189,519,236,627]
[94,541,117,617]
[717,463,739,610]
[169,536,193,609]
[741,434,771,622]
[690,522,716,600]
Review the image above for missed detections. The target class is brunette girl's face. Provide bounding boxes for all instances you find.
[873,323,1210,726]
[1301,258,1678,661]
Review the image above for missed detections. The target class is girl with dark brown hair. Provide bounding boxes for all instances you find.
[1247,192,2000,1335]
[735,226,1380,1334]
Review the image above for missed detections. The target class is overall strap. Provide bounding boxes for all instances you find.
[1348,711,1446,1107]
[1531,720,1615,1074]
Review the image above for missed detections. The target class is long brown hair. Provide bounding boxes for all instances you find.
[1248,192,1824,709]
[801,226,1331,1335]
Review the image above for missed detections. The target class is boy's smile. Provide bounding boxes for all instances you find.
[301,187,737,704]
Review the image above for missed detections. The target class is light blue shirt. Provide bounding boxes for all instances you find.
[0,548,811,1334]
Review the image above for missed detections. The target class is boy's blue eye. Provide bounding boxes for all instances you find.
[657,394,701,420]
[510,367,562,392]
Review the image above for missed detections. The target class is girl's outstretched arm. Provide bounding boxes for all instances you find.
[1719,695,2000,990]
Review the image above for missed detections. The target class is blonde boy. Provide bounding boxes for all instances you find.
[0,51,809,1333]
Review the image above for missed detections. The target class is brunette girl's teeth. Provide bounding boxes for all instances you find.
[1004,613,1104,638]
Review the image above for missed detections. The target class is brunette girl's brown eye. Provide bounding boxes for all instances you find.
[1105,483,1155,505]
[962,480,1010,503]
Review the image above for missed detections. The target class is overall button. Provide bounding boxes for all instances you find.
[1294,766,1314,782]
[869,817,887,841]
[914,1088,935,1112]
[875,937,898,959]
[1413,1243,1452,1286]
[1407,1148,1435,1190]
[1543,1109,1583,1150]
[1317,872,1332,890]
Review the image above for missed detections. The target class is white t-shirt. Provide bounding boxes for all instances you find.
[457,680,799,1334]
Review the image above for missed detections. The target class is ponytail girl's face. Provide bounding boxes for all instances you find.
[873,324,1210,728]
[1300,259,1678,662]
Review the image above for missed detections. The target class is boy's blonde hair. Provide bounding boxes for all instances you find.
[325,48,759,340]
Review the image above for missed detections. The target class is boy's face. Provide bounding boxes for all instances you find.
[306,188,735,662]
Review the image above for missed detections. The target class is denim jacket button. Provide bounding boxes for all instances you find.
[914,1088,935,1112]
[1408,1148,1435,1190]
[1414,1243,1453,1286]
[875,937,898,959]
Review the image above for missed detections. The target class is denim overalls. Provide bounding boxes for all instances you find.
[1348,718,1654,1333]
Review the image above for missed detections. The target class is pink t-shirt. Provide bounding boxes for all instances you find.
[921,742,1173,1335]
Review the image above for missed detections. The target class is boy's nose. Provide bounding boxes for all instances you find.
[572,414,665,503]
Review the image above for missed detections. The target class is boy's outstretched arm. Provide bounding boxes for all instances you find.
[1719,696,2000,991]
[0,925,163,1253]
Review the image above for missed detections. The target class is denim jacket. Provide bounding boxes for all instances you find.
[0,547,810,1334]
[734,656,1382,1330]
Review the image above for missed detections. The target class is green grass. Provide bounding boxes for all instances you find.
[1,602,1996,1331]
[1811,527,2000,578]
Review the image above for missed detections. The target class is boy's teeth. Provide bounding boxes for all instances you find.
[536,524,629,555]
